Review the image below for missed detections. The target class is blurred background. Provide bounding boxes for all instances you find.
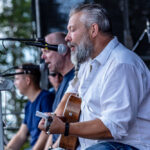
[0,0,150,149]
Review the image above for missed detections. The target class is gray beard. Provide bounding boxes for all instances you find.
[71,35,93,66]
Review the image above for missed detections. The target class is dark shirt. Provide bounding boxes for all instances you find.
[52,68,74,142]
[23,90,55,146]
[52,68,75,112]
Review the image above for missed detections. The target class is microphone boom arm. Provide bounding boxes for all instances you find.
[0,37,45,42]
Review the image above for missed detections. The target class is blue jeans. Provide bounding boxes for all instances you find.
[85,142,139,150]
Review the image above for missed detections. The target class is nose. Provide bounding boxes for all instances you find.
[14,80,17,87]
[41,49,46,59]
[41,52,49,64]
[65,33,71,42]
[41,53,45,59]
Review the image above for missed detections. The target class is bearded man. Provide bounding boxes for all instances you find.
[39,3,150,150]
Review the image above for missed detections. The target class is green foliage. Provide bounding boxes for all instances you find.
[21,140,30,150]
[0,0,38,143]
[0,0,36,67]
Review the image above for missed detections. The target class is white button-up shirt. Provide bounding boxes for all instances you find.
[66,37,150,150]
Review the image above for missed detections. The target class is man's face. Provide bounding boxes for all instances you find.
[14,69,28,95]
[65,12,93,65]
[41,36,64,73]
[48,72,63,91]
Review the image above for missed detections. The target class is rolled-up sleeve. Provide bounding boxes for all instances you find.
[99,64,142,139]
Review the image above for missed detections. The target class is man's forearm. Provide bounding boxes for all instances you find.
[32,131,48,150]
[5,134,26,150]
[44,134,53,150]
[49,116,113,140]
[44,135,60,150]
[69,119,113,139]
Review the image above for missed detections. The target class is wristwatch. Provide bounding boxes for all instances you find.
[46,130,51,135]
[48,145,53,150]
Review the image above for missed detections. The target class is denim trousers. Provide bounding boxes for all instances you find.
[85,142,139,150]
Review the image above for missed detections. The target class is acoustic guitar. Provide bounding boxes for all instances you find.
[59,94,81,150]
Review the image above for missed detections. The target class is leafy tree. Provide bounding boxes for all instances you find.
[0,1,39,147]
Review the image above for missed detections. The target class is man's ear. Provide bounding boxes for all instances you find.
[26,76,31,85]
[89,23,99,38]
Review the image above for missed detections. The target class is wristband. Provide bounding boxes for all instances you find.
[64,122,69,136]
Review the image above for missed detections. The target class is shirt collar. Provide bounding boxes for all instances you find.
[93,36,119,65]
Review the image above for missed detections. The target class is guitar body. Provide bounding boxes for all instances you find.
[59,95,81,150]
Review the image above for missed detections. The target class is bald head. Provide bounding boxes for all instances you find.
[41,32,73,76]
[45,32,67,45]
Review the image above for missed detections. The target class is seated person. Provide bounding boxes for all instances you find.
[5,63,55,150]
[41,32,74,150]
[39,3,150,150]
[48,72,63,93]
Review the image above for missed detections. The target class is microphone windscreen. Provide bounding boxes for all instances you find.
[58,44,68,54]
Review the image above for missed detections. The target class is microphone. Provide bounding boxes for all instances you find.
[25,42,68,54]
[146,19,150,43]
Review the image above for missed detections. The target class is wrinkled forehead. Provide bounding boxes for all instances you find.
[45,36,57,44]
[45,33,62,45]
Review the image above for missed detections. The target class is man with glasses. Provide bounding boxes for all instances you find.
[48,72,63,93]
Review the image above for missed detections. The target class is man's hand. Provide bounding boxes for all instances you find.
[38,112,53,132]
[49,115,65,134]
[38,114,65,135]
[38,118,47,131]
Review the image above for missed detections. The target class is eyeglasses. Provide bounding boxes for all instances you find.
[49,72,62,77]
[49,72,57,77]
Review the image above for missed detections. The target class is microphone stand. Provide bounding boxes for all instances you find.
[0,91,4,150]
[132,28,147,51]
[0,77,14,150]
[132,20,149,51]
[0,37,44,42]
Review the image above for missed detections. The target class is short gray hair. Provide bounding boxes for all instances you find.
[69,3,112,34]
